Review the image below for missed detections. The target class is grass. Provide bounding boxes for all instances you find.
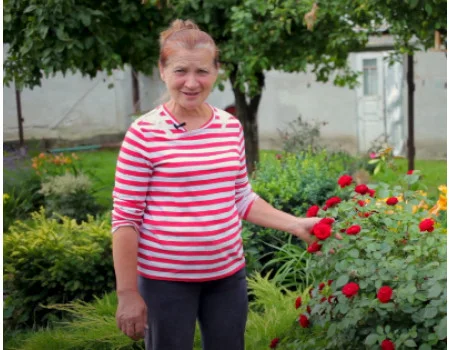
[65,149,447,204]
[371,158,447,199]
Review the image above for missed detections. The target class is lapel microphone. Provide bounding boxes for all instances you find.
[174,122,186,129]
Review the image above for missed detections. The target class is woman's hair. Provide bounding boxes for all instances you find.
[159,19,219,68]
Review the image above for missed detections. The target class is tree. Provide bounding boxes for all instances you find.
[4,0,446,172]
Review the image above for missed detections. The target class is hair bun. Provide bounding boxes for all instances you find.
[160,19,199,46]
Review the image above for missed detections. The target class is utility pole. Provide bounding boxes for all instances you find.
[406,53,415,171]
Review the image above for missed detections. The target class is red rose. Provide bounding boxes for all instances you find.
[270,337,280,348]
[407,170,414,175]
[320,297,327,303]
[368,188,376,197]
[346,225,361,235]
[306,306,311,313]
[299,314,309,328]
[327,280,333,286]
[377,286,393,303]
[419,218,434,232]
[338,174,353,188]
[319,217,335,226]
[325,196,341,208]
[358,200,366,207]
[295,296,302,309]
[307,241,322,253]
[318,282,325,291]
[312,223,332,240]
[342,282,359,298]
[306,205,320,217]
[381,339,395,350]
[355,184,369,195]
[275,154,282,160]
[386,197,398,206]
[322,205,328,211]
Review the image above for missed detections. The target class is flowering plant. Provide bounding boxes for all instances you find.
[270,173,446,349]
[31,152,81,179]
[367,146,396,175]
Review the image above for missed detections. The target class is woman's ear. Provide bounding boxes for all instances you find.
[158,62,165,82]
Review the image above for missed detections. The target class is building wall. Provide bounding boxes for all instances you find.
[3,50,446,159]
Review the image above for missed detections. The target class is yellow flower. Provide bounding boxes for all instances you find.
[3,193,10,202]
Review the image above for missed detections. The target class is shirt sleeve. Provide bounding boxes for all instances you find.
[235,126,259,219]
[111,123,153,233]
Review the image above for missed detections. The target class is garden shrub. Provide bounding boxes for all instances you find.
[39,172,103,223]
[3,210,115,329]
[243,150,353,277]
[273,171,447,349]
[3,166,44,232]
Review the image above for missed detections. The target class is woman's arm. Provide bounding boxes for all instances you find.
[245,197,320,246]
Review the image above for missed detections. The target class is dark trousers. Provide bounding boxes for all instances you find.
[138,268,248,350]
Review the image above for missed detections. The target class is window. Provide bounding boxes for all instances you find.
[363,59,378,96]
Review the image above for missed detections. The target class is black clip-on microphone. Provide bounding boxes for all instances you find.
[174,122,186,129]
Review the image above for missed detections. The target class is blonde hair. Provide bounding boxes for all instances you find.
[159,19,219,68]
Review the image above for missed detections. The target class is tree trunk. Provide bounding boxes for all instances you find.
[229,67,265,175]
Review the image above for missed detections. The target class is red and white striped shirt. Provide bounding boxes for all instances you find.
[112,104,258,282]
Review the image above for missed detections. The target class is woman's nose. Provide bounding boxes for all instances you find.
[184,74,199,89]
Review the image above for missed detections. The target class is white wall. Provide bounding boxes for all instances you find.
[3,50,446,159]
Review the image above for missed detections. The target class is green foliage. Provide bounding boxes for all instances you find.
[3,167,44,232]
[251,151,350,215]
[3,211,115,329]
[287,174,447,349]
[243,150,352,277]
[3,0,163,89]
[39,172,103,223]
[4,274,314,350]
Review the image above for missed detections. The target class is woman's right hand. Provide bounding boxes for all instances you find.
[116,290,148,341]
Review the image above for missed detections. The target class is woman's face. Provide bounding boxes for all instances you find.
[159,48,218,110]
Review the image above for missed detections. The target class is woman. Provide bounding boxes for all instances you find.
[112,19,328,350]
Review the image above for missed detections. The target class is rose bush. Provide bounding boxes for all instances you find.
[274,171,446,349]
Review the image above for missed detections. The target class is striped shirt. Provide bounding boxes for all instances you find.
[112,104,258,282]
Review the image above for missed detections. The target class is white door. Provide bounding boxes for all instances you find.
[355,52,405,155]
[355,52,386,153]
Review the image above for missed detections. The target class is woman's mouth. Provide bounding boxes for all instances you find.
[182,92,200,96]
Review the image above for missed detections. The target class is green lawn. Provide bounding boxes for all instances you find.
[74,149,446,206]
[371,158,447,199]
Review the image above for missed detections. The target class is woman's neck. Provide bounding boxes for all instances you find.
[165,101,211,124]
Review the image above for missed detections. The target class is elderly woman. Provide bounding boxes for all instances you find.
[112,19,324,350]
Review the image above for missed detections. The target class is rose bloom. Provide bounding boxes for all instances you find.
[386,197,399,206]
[342,282,359,298]
[306,205,320,217]
[346,225,361,235]
[319,217,335,226]
[355,184,369,195]
[307,241,322,253]
[338,174,353,188]
[358,200,366,207]
[295,296,302,309]
[318,282,325,291]
[377,286,393,303]
[368,188,376,197]
[299,314,309,328]
[312,223,332,240]
[325,196,341,208]
[407,170,414,175]
[306,306,311,314]
[381,339,395,350]
[269,337,280,349]
[419,218,434,232]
